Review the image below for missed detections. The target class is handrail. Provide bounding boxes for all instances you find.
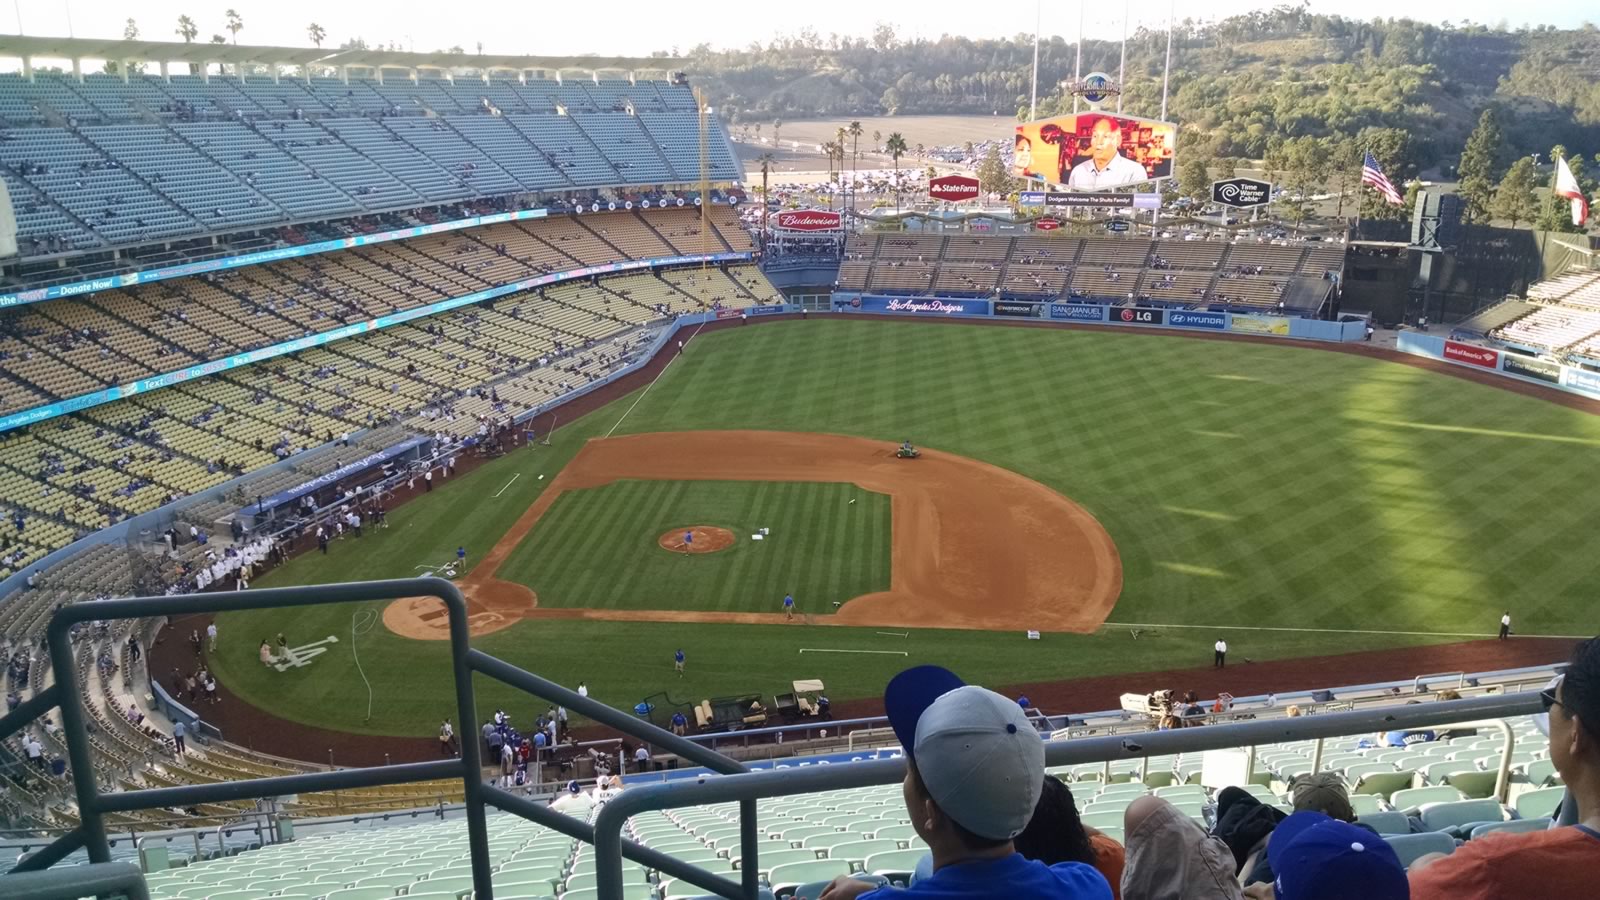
[1413,671,1467,693]
[591,693,1546,899]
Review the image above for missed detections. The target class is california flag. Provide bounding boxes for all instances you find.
[1556,156,1589,227]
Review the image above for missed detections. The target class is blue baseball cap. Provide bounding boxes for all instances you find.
[1269,811,1409,900]
[884,665,1045,841]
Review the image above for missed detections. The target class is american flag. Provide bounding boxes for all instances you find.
[1362,152,1404,206]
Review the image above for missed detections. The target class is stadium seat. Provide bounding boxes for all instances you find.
[1352,771,1416,800]
[1513,786,1567,820]
[1419,799,1506,835]
[1442,770,1499,800]
[1469,818,1552,840]
[1384,833,1458,867]
[767,860,854,894]
[863,849,927,882]
[1392,786,1466,813]
[1355,811,1411,835]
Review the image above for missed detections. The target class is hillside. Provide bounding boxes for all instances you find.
[689,12,1600,172]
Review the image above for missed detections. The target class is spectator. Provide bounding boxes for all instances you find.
[634,744,650,771]
[1408,637,1600,897]
[1121,795,1243,899]
[1241,811,1408,900]
[820,666,1112,899]
[172,720,187,757]
[1016,775,1125,898]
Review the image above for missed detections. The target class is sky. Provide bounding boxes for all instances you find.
[5,1,1596,59]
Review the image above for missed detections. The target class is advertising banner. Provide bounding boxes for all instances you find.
[1501,354,1561,385]
[774,209,842,232]
[715,308,743,320]
[1211,178,1273,209]
[1044,192,1162,209]
[1111,307,1164,326]
[1018,191,1047,207]
[1048,303,1105,321]
[1167,310,1227,330]
[1014,112,1176,189]
[853,296,985,316]
[1443,340,1499,370]
[1035,217,1062,231]
[992,301,1038,318]
[928,174,982,202]
[1562,366,1600,398]
[746,304,786,316]
[1229,316,1291,336]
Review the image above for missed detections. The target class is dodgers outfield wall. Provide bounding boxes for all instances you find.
[829,293,1365,343]
[1396,332,1600,402]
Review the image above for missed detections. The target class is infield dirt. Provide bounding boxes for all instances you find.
[382,430,1122,639]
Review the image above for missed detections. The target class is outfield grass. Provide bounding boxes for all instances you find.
[215,319,1600,736]
[498,480,891,612]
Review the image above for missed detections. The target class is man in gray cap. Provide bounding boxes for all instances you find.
[821,665,1112,899]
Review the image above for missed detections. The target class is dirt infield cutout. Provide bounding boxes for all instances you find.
[383,430,1122,639]
[657,526,736,554]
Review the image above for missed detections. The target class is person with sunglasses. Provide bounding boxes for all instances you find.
[1408,637,1600,897]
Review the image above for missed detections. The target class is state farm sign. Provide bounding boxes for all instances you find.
[774,209,842,231]
[1443,340,1499,370]
[928,174,981,202]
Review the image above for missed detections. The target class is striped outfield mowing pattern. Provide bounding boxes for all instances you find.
[497,479,892,612]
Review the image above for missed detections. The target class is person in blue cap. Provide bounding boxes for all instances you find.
[1239,810,1409,900]
[820,665,1111,899]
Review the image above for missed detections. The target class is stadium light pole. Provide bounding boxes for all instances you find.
[1029,0,1040,121]
[1118,0,1127,113]
[1073,3,1083,114]
[1160,0,1173,121]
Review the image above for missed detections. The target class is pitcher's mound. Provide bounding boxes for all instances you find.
[658,526,736,554]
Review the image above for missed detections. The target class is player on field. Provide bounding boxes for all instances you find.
[784,593,795,621]
[674,648,685,676]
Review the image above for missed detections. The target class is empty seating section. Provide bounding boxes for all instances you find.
[0,207,755,418]
[0,73,737,256]
[1482,269,1600,354]
[838,233,1334,309]
[1495,306,1600,351]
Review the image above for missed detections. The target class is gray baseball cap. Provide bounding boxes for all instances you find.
[885,665,1045,841]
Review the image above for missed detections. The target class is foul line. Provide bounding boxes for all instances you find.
[605,319,713,439]
[1104,621,1593,641]
[492,473,521,498]
[876,631,909,638]
[800,648,909,656]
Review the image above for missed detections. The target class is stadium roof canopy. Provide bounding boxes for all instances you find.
[0,34,680,77]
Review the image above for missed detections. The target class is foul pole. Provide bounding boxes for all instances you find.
[1029,0,1041,121]
[1161,0,1174,120]
[1118,0,1128,113]
[1073,3,1083,113]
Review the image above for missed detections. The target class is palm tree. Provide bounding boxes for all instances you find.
[772,118,783,150]
[224,9,243,45]
[757,153,775,253]
[175,14,198,43]
[307,22,326,48]
[886,133,908,212]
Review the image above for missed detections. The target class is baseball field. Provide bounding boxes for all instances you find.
[205,318,1600,740]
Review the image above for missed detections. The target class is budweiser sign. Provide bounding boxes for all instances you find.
[1443,340,1499,370]
[774,209,842,231]
[1035,217,1062,231]
[928,174,981,202]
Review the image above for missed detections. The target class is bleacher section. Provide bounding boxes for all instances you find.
[0,210,775,576]
[6,676,1564,896]
[837,233,1340,312]
[0,207,754,420]
[1488,269,1600,353]
[0,74,735,258]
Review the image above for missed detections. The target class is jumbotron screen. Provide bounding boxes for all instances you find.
[1015,112,1176,190]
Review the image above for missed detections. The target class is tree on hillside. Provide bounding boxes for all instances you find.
[308,23,326,48]
[175,15,198,43]
[224,9,244,45]
[848,120,864,189]
[1177,155,1211,200]
[123,18,139,40]
[1327,138,1362,218]
[1492,156,1540,227]
[872,129,882,150]
[885,132,909,211]
[772,118,783,150]
[1457,108,1506,223]
[976,144,1017,197]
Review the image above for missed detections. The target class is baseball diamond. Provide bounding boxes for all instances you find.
[198,317,1600,742]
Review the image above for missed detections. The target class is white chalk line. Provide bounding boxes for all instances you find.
[604,320,713,439]
[876,631,909,638]
[492,473,521,498]
[800,648,909,656]
[1104,621,1592,640]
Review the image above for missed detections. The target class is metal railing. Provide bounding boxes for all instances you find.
[0,578,1567,900]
